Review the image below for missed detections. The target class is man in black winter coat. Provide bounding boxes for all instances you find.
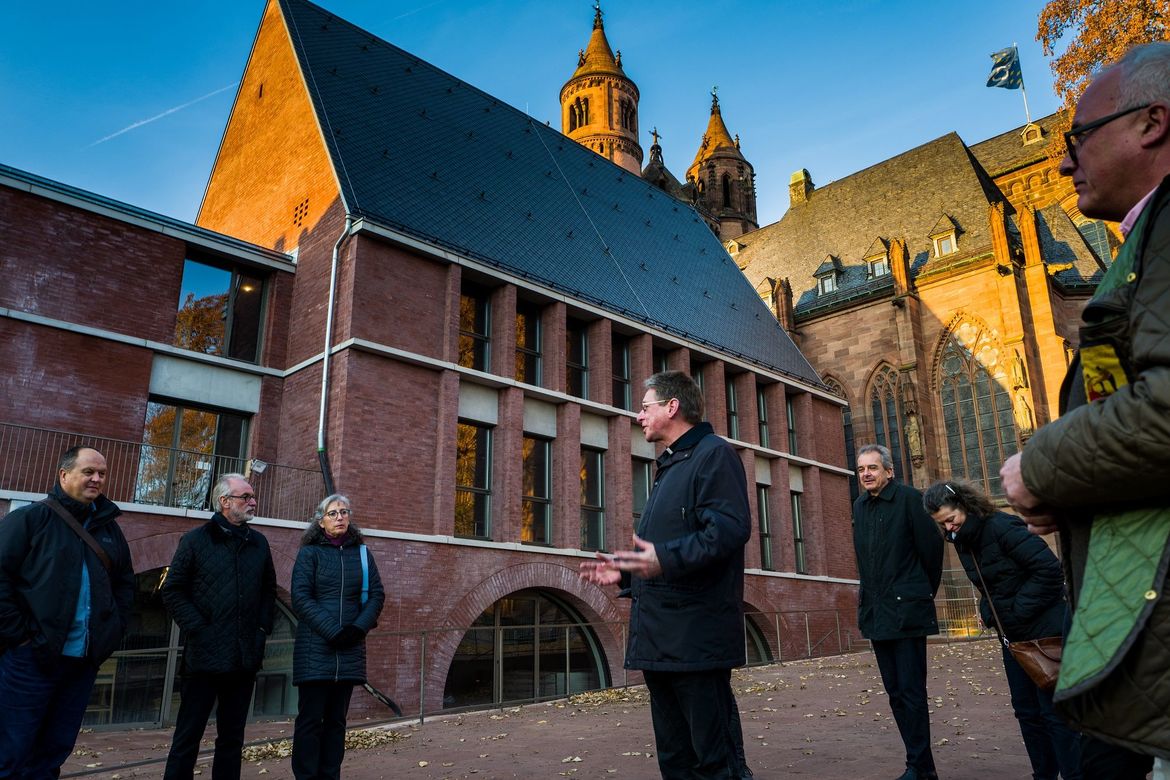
[162,472,276,780]
[0,445,135,777]
[853,444,944,780]
[581,371,751,779]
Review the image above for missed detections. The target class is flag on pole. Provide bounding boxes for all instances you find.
[987,46,1023,89]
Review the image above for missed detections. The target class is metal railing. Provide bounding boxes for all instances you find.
[0,422,323,522]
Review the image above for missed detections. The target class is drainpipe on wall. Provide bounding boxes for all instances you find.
[317,215,354,496]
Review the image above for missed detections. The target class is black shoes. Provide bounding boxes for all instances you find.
[895,770,939,780]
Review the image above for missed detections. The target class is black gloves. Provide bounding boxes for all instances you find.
[329,624,367,649]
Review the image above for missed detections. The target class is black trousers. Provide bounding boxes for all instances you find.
[291,682,355,780]
[872,636,936,774]
[163,670,257,780]
[1079,736,1154,780]
[643,668,738,780]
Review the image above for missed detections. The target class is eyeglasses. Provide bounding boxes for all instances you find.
[225,493,256,503]
[1063,103,1151,165]
[640,398,674,411]
[325,508,351,519]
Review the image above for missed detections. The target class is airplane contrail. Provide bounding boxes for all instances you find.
[87,82,239,147]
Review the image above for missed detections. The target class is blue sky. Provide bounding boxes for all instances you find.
[0,0,1063,229]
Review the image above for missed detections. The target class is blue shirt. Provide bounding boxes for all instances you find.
[61,505,95,657]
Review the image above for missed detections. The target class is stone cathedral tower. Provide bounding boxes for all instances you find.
[559,5,643,175]
[686,91,759,241]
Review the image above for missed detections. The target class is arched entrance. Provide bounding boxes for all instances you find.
[442,588,609,709]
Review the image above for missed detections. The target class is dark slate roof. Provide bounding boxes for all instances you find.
[1033,204,1109,288]
[970,113,1064,177]
[278,0,820,385]
[734,133,1008,316]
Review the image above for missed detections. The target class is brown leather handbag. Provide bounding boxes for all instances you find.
[971,553,1062,691]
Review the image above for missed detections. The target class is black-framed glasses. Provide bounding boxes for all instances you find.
[225,493,257,502]
[324,508,351,519]
[1063,103,1151,165]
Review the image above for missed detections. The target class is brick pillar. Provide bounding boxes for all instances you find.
[741,448,762,570]
[491,285,516,382]
[704,360,727,434]
[545,300,566,393]
[587,318,612,405]
[494,387,525,542]
[734,373,758,445]
[441,265,462,365]
[431,370,461,535]
[606,415,633,552]
[553,402,581,549]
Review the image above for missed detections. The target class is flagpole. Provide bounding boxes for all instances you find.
[1015,43,1032,124]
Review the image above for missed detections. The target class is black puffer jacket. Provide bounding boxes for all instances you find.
[162,515,276,675]
[625,422,751,672]
[948,511,1066,641]
[291,524,385,685]
[0,487,134,664]
[853,480,944,641]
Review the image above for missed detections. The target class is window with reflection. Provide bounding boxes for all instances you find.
[580,448,604,551]
[174,258,264,363]
[757,485,773,571]
[791,491,807,574]
[824,378,859,502]
[726,378,739,440]
[632,457,653,529]
[458,282,491,371]
[136,400,248,510]
[522,436,552,544]
[443,590,607,709]
[652,346,670,374]
[870,366,912,485]
[567,318,588,398]
[786,394,799,455]
[757,386,769,448]
[456,421,492,538]
[611,334,631,411]
[515,301,542,385]
[938,326,1019,495]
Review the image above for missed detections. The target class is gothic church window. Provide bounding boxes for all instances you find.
[937,322,1019,495]
[869,366,912,486]
[722,174,732,208]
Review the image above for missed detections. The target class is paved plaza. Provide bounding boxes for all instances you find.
[65,639,1045,779]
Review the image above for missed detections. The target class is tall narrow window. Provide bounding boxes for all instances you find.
[580,448,605,551]
[137,401,249,510]
[611,335,631,411]
[938,327,1020,495]
[726,377,739,440]
[455,421,492,539]
[174,259,265,363]
[825,378,859,502]
[870,366,912,485]
[652,346,669,374]
[791,491,807,574]
[459,282,491,371]
[757,485,773,571]
[566,318,588,399]
[692,363,705,395]
[757,387,770,448]
[722,174,732,208]
[516,302,542,385]
[522,436,552,544]
[632,458,653,529]
[786,394,798,455]
[1077,219,1112,262]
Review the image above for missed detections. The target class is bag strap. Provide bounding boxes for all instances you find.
[359,544,369,605]
[41,497,113,575]
[969,551,1010,646]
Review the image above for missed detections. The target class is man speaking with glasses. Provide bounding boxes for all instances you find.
[162,472,276,780]
[1000,42,1170,778]
[581,371,752,779]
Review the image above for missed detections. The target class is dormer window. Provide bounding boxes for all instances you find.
[817,273,838,295]
[929,215,961,258]
[1021,122,1044,145]
[813,254,843,296]
[934,233,957,257]
[866,254,890,278]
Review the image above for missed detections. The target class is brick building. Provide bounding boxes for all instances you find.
[0,0,856,727]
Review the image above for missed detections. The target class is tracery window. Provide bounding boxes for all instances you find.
[938,322,1020,495]
[869,366,912,486]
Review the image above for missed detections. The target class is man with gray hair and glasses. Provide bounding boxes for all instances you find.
[162,472,276,780]
[1001,41,1170,778]
[581,370,752,779]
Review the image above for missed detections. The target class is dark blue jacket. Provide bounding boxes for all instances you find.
[162,515,276,674]
[625,422,751,672]
[949,510,1066,641]
[853,480,944,641]
[291,523,385,685]
[0,486,134,664]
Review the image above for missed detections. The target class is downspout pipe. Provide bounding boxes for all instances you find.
[317,215,354,496]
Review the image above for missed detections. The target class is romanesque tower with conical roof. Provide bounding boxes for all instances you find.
[686,91,759,241]
[559,5,642,175]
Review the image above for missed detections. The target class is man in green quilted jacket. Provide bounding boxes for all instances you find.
[1001,42,1170,779]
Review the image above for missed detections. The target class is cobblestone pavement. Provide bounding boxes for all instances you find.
[64,639,1051,779]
